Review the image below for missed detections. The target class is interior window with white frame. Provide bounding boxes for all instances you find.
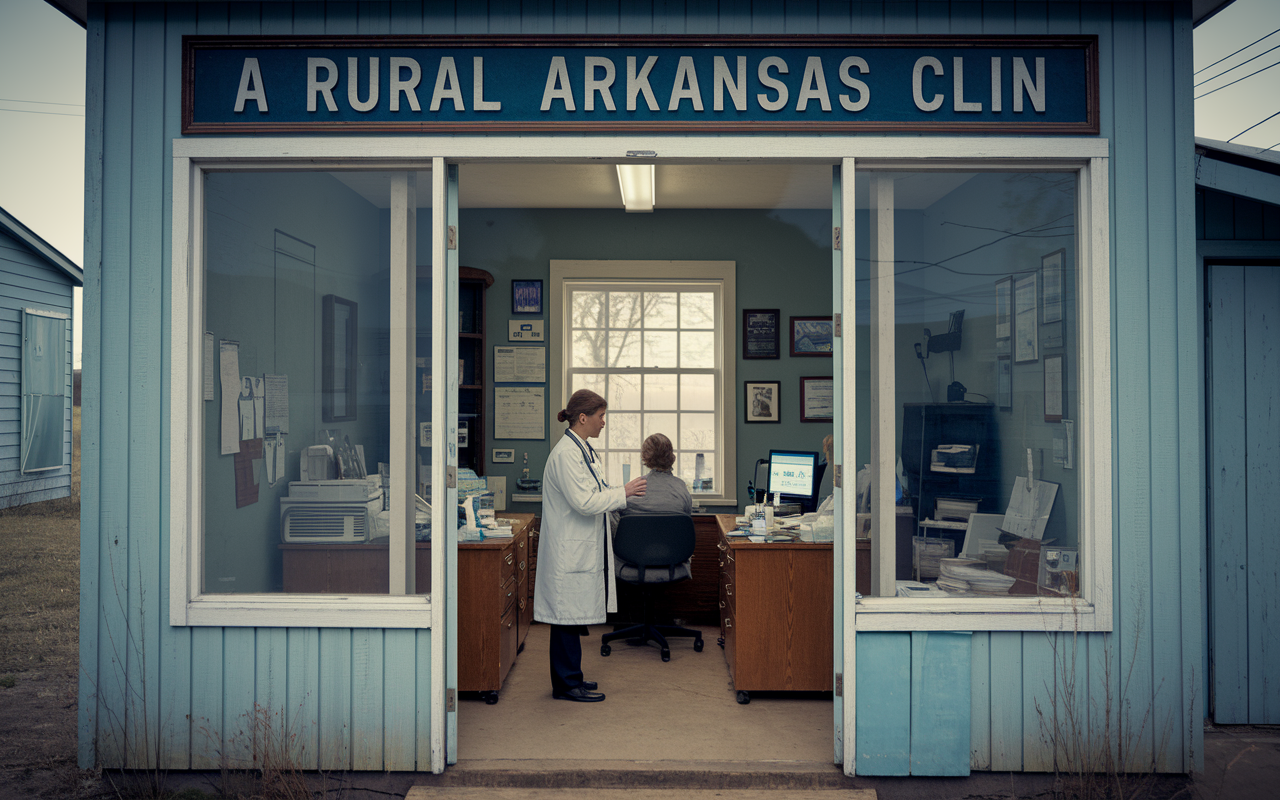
[565,279,724,498]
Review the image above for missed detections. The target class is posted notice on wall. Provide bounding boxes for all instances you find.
[263,374,289,434]
[493,346,546,383]
[219,340,240,455]
[495,387,545,440]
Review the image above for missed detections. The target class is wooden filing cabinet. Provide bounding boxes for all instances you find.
[716,515,833,704]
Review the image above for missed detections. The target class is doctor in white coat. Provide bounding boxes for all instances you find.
[534,388,647,702]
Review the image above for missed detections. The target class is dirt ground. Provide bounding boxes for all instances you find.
[0,407,97,799]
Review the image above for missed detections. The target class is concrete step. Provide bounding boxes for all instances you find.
[407,759,872,792]
[407,790,876,800]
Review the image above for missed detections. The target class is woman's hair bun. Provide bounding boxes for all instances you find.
[556,409,570,422]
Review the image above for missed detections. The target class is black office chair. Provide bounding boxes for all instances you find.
[601,514,705,662]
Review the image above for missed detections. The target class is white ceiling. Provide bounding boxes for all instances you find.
[330,165,974,212]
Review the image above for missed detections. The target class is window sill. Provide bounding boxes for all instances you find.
[174,593,434,629]
[853,595,1109,632]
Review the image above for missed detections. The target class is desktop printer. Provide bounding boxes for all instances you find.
[280,479,382,544]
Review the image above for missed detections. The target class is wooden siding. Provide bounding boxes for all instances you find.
[0,228,74,508]
[80,0,1202,776]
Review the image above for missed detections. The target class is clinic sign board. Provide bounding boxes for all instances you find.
[182,35,1098,135]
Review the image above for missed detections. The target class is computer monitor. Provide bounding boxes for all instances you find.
[765,449,822,512]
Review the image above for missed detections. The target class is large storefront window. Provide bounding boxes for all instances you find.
[854,166,1100,610]
[201,169,420,596]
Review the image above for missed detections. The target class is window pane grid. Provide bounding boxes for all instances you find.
[568,281,722,495]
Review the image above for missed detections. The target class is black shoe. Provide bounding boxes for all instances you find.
[553,687,605,702]
[581,681,598,691]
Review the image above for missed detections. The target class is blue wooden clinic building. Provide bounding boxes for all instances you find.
[70,0,1247,778]
[0,206,81,509]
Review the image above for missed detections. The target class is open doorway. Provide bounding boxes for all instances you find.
[449,161,840,762]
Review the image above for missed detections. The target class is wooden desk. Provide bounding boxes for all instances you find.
[715,514,834,703]
[280,512,535,703]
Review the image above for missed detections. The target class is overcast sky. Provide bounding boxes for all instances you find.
[1,0,1277,370]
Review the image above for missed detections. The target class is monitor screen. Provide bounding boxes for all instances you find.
[766,450,819,504]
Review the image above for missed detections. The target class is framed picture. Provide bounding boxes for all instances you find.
[1044,353,1065,422]
[790,316,833,357]
[492,448,516,463]
[1014,274,1038,363]
[512,279,543,314]
[321,294,358,422]
[800,377,834,422]
[996,355,1012,410]
[744,381,781,423]
[1041,249,1065,324]
[995,277,1012,342]
[743,308,780,359]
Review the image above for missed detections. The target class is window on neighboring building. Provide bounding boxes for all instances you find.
[20,308,69,474]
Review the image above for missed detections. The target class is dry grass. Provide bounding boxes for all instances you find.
[0,405,80,678]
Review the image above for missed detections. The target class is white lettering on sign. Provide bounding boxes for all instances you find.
[627,56,659,112]
[757,56,788,112]
[234,57,268,113]
[953,57,981,112]
[713,56,747,112]
[796,56,831,112]
[307,57,339,112]
[669,56,703,111]
[1013,56,1046,113]
[390,57,421,112]
[431,57,464,111]
[473,57,501,111]
[991,57,1003,113]
[584,56,616,112]
[541,56,574,111]
[838,56,870,112]
[348,57,379,112]
[913,56,945,112]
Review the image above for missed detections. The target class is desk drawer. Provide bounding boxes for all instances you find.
[499,575,518,617]
[500,545,517,588]
[499,602,518,683]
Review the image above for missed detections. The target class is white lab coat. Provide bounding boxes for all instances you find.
[533,430,626,625]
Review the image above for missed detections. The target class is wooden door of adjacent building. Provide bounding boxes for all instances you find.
[1208,262,1280,724]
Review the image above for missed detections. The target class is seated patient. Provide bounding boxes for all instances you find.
[614,433,694,581]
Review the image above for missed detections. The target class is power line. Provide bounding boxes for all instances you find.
[0,97,83,108]
[0,107,83,118]
[1195,42,1280,87]
[1194,59,1280,100]
[1229,109,1280,143]
[1195,28,1280,74]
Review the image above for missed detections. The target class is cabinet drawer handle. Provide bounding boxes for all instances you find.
[507,589,514,599]
[716,542,726,551]
[507,620,513,629]
[725,583,732,596]
[724,618,732,629]
[505,553,514,565]
[519,560,526,570]
[719,600,725,609]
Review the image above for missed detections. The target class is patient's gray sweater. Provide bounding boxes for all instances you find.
[619,469,693,518]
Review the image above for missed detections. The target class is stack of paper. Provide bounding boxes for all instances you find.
[936,557,1015,595]
[935,497,980,522]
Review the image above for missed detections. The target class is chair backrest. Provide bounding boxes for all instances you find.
[613,514,696,569]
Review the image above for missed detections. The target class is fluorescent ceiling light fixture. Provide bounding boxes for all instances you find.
[616,164,656,212]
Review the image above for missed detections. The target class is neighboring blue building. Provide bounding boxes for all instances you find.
[0,205,82,508]
[1196,138,1280,727]
[70,0,1236,780]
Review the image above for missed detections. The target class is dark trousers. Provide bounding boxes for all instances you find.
[548,624,589,694]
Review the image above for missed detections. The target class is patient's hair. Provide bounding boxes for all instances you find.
[641,433,676,471]
[557,389,607,425]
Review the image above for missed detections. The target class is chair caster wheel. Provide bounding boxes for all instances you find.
[717,637,725,649]
[736,691,750,704]
[481,691,499,705]
[661,648,671,662]
[694,638,704,652]
[601,644,611,657]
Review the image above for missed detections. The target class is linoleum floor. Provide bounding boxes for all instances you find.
[456,622,833,764]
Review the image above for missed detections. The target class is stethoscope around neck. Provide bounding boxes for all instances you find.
[565,428,608,491]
